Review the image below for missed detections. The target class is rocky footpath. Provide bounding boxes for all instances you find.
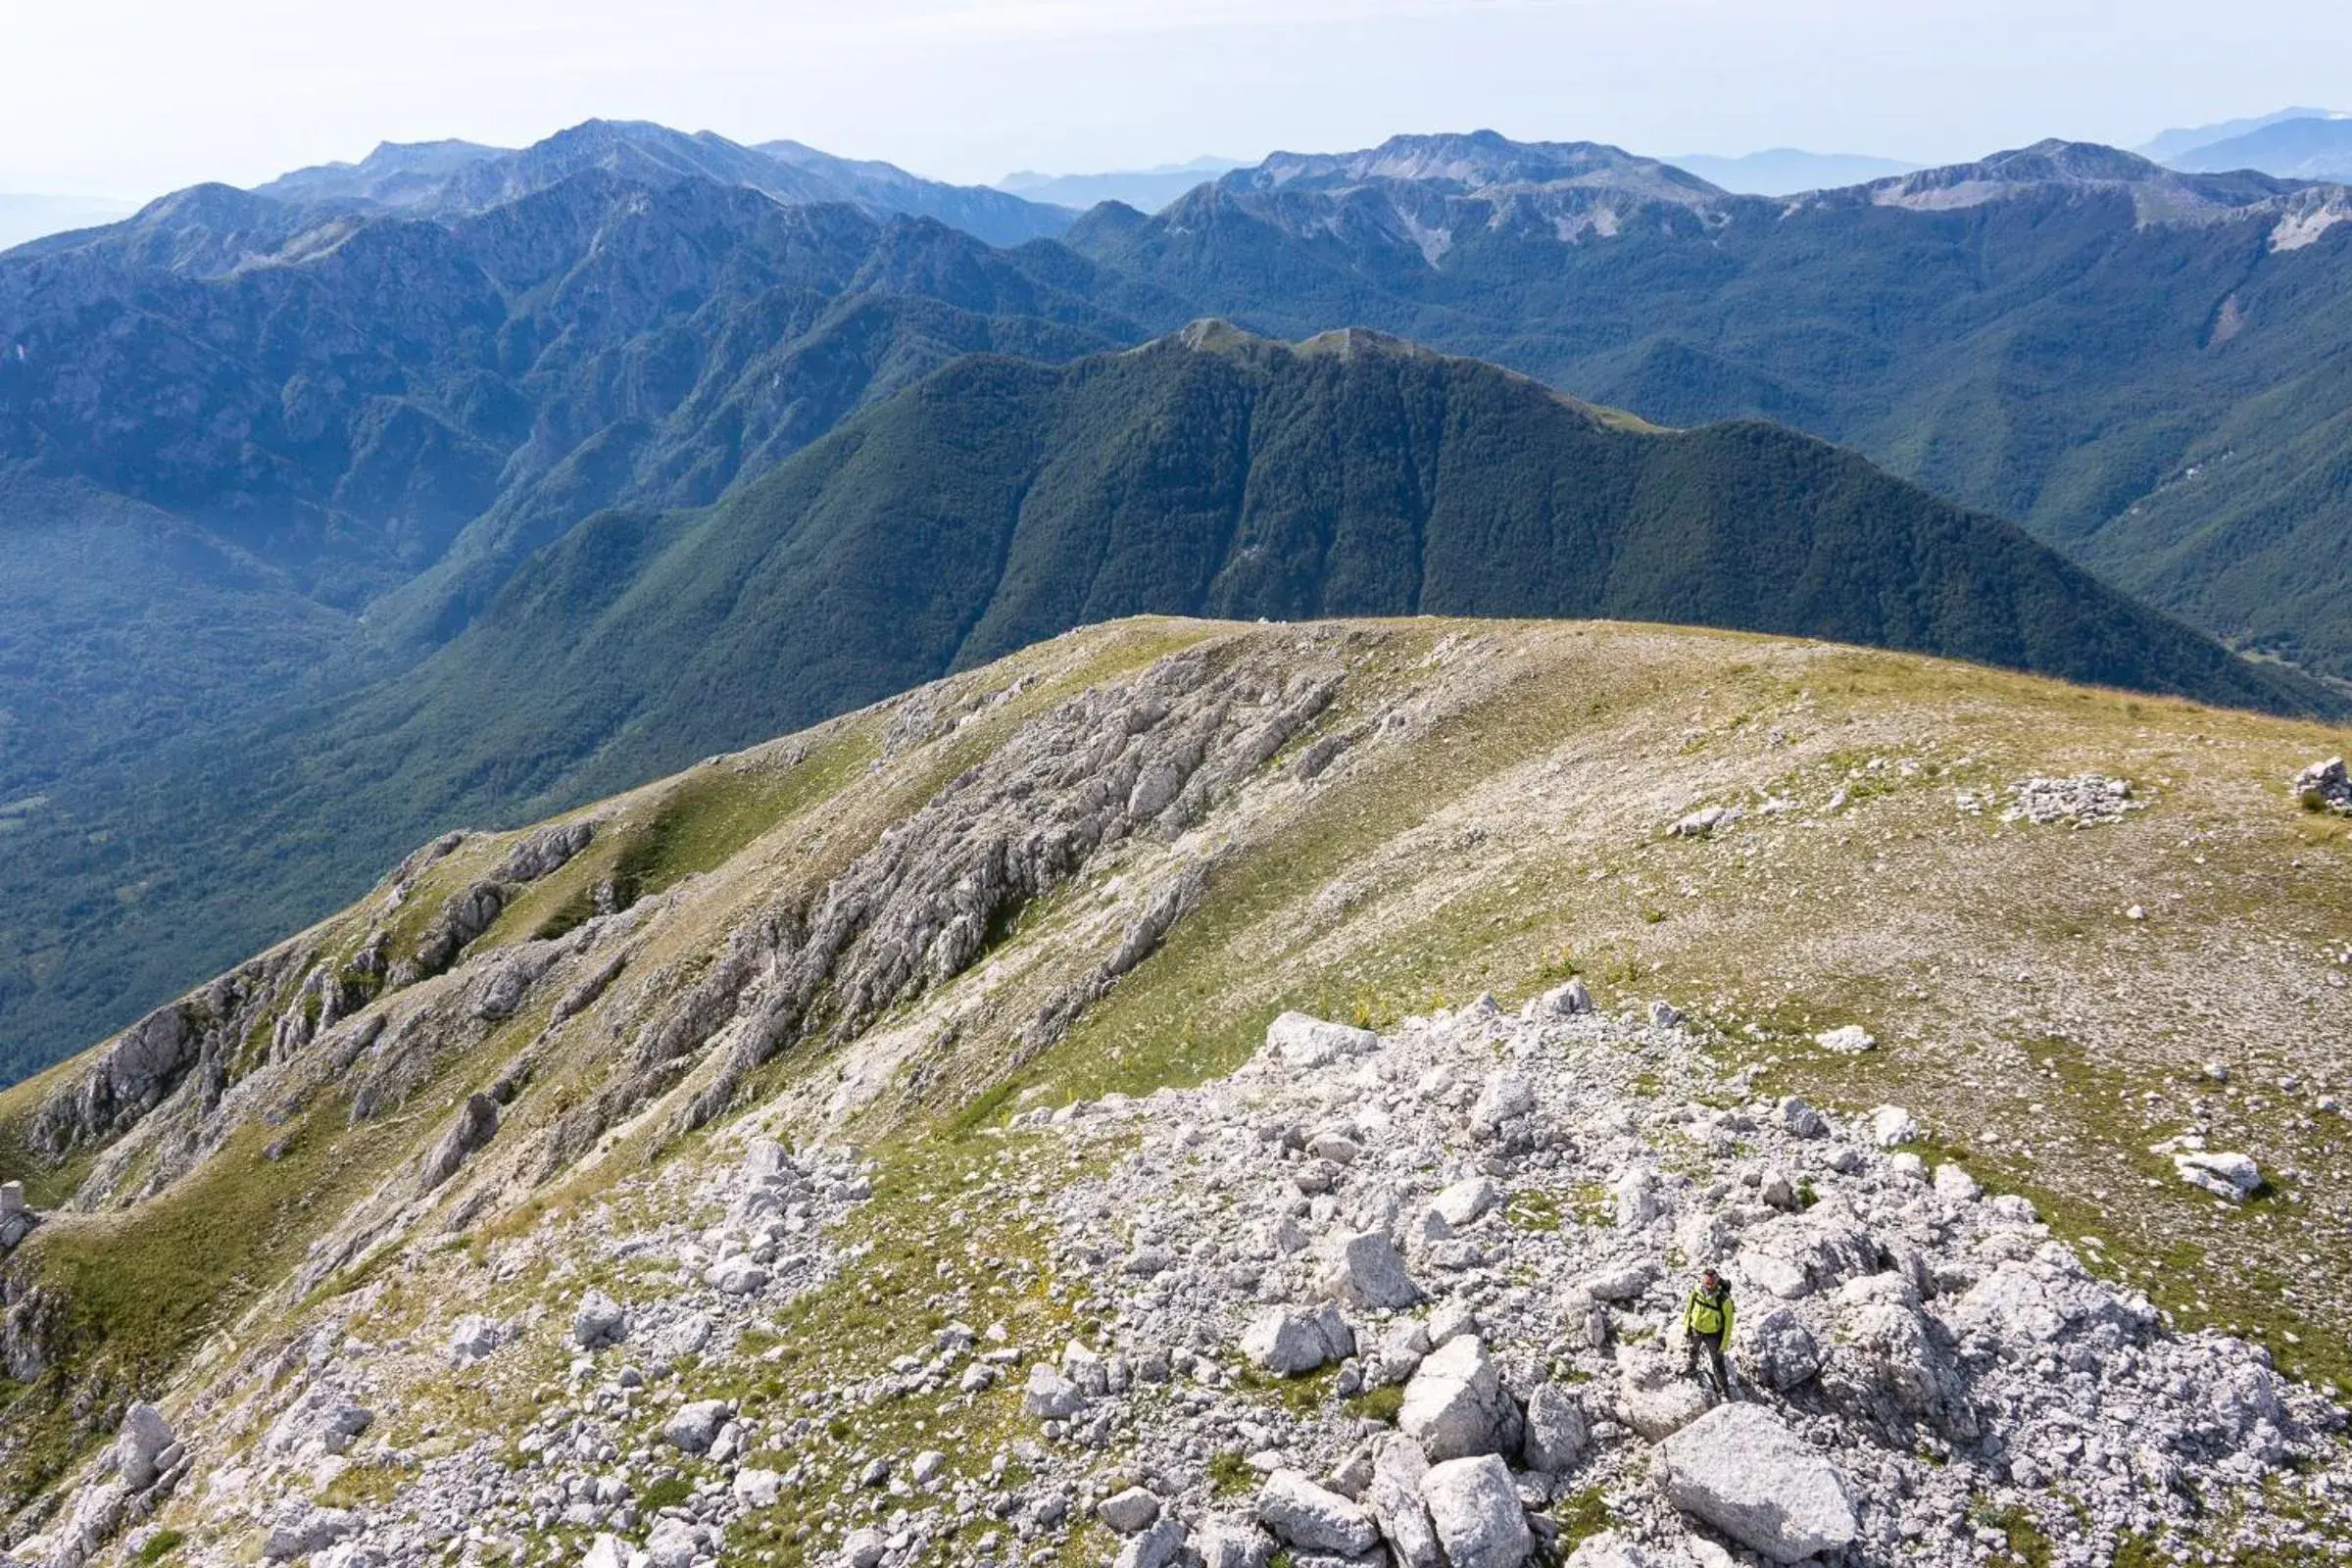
[26,994,2344,1568]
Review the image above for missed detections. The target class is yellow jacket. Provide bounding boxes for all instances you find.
[1686,1284,1735,1341]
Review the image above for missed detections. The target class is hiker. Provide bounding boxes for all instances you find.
[1683,1267,1735,1396]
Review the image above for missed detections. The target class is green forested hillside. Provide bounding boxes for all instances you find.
[387,321,2314,813]
[1,317,2338,1079]
[1067,145,2352,677]
[29,322,2299,1031]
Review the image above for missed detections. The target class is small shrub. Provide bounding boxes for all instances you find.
[1207,1450,1255,1497]
[1553,1487,1610,1549]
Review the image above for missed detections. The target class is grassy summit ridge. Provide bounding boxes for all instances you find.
[0,616,2346,1533]
[9,323,2323,1083]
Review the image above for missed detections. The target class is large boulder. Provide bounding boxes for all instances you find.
[1320,1230,1422,1310]
[1733,1307,1823,1394]
[1825,1276,1978,1438]
[1366,1435,1442,1568]
[1432,1178,1502,1227]
[1657,1404,1856,1563]
[1614,1347,1710,1441]
[261,1504,360,1562]
[1257,1469,1380,1555]
[1469,1073,1536,1135]
[1116,1518,1189,1568]
[1400,1336,1520,1461]
[571,1290,627,1349]
[1268,1012,1378,1070]
[263,1386,372,1460]
[1946,1257,2151,1362]
[1193,1518,1275,1568]
[1524,980,1592,1019]
[1734,1211,1880,1300]
[112,1400,173,1494]
[1420,1455,1533,1568]
[706,1255,768,1296]
[2175,1151,2263,1202]
[1520,1383,1590,1473]
[1242,1304,1355,1375]
[1023,1364,1087,1419]
[1099,1488,1163,1535]
[663,1399,731,1454]
[2294,757,2352,813]
[1870,1106,1919,1148]
[447,1313,504,1366]
[114,1402,175,1492]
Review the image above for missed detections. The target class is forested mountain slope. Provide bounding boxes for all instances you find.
[1067,134,2352,676]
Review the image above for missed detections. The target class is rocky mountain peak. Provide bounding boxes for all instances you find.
[1233,130,1726,208]
[253,139,510,208]
[1854,138,2312,218]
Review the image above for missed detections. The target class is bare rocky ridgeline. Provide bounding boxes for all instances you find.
[1,618,2349,1568]
[19,1003,2349,1568]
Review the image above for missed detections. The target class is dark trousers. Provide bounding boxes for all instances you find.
[1685,1329,1728,1395]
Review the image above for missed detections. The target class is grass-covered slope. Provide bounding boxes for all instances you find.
[4,323,2330,1084]
[0,616,2347,1552]
[356,321,2330,811]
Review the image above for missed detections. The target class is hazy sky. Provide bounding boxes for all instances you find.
[7,0,2348,198]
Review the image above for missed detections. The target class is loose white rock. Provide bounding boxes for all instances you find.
[1419,1454,1534,1568]
[1268,1011,1377,1069]
[1657,1403,1857,1563]
[1257,1468,1380,1554]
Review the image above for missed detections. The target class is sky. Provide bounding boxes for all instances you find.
[6,0,2350,199]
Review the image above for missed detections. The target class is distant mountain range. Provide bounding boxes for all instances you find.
[243,120,1072,246]
[1070,133,2352,678]
[2164,116,2352,181]
[2138,108,2345,165]
[998,159,1247,213]
[1663,149,1920,194]
[8,118,2352,1075]
[359,321,2307,806]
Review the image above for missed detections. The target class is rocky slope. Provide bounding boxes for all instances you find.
[1,616,2348,1567]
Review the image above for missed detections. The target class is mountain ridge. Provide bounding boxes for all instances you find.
[1063,131,2352,680]
[0,614,2345,1564]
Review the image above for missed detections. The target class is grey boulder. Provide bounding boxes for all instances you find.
[114,1401,175,1492]
[1420,1455,1534,1568]
[448,1313,504,1366]
[1099,1487,1163,1535]
[1366,1434,1442,1568]
[1400,1336,1520,1461]
[1268,1012,1378,1069]
[1319,1230,1421,1310]
[1242,1304,1355,1375]
[663,1398,731,1454]
[1258,1468,1381,1555]
[1520,1383,1590,1473]
[571,1290,627,1349]
[1023,1363,1087,1419]
[1116,1518,1188,1568]
[1614,1347,1710,1441]
[1657,1403,1857,1563]
[1193,1518,1275,1568]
